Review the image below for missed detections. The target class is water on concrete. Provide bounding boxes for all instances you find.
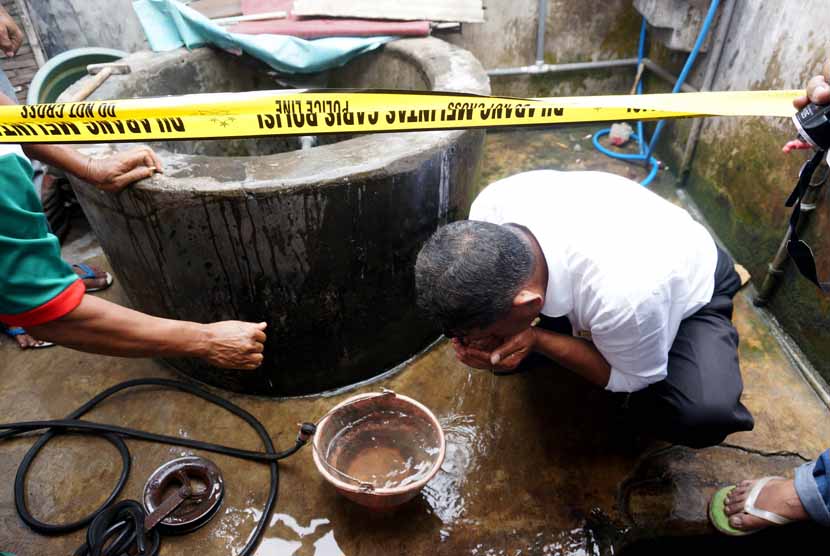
[1,126,829,555]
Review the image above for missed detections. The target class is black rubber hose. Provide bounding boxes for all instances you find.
[0,378,314,556]
[73,500,160,556]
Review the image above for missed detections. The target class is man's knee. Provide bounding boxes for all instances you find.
[662,398,754,449]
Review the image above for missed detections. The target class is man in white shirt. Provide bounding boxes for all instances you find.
[415,170,754,448]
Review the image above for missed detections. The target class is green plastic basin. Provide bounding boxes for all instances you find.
[26,47,127,105]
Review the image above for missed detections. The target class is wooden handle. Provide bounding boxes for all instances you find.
[67,68,113,103]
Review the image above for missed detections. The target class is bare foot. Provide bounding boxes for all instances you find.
[724,478,809,532]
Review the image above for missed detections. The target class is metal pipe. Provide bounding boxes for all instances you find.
[487,57,638,77]
[535,0,548,65]
[678,0,737,186]
[641,60,697,93]
[486,57,697,92]
[754,164,828,306]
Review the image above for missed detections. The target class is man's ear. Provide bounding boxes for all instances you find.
[512,289,543,313]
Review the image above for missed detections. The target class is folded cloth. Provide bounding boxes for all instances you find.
[132,0,394,74]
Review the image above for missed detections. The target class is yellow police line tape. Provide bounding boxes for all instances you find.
[0,89,802,144]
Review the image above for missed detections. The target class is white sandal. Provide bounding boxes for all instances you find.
[709,476,794,536]
[743,476,796,526]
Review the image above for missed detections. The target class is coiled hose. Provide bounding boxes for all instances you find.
[0,378,316,556]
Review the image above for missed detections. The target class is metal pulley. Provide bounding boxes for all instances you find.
[142,456,224,535]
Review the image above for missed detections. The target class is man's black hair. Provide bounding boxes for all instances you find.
[415,221,535,337]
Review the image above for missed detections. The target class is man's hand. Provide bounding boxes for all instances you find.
[452,337,494,370]
[488,328,537,372]
[784,61,830,153]
[452,328,538,373]
[85,146,164,192]
[793,60,830,110]
[200,321,267,370]
[0,7,23,58]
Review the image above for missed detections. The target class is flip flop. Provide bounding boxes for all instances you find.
[2,326,54,349]
[709,476,794,536]
[73,263,113,292]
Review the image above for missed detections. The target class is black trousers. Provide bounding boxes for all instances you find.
[540,247,754,448]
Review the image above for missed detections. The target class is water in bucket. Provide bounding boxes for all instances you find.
[324,409,440,490]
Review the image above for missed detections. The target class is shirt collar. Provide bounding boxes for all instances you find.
[533,230,573,318]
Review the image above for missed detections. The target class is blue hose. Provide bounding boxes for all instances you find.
[592,0,720,186]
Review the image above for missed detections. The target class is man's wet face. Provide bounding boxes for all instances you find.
[458,334,502,351]
[458,307,537,350]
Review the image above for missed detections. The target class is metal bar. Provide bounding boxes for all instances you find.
[641,59,698,92]
[486,57,639,77]
[636,18,647,156]
[535,0,547,65]
[754,172,827,307]
[678,0,736,186]
[486,57,698,93]
[753,230,793,307]
[212,10,287,25]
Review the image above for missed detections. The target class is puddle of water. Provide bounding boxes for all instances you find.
[325,410,439,489]
[243,512,346,556]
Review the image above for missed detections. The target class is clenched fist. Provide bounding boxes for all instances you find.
[199,321,267,370]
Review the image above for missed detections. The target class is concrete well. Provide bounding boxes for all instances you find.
[63,39,490,396]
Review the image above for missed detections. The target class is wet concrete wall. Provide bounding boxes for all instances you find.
[645,0,830,386]
[25,0,147,58]
[23,0,642,96]
[447,0,643,97]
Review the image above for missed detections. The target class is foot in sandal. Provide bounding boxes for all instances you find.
[710,476,809,535]
[72,263,113,292]
[2,263,112,349]
[3,326,54,349]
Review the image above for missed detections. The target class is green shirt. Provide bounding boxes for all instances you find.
[0,145,82,326]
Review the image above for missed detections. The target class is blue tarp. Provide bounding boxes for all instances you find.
[132,0,394,74]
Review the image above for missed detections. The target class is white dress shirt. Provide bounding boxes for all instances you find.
[469,170,718,393]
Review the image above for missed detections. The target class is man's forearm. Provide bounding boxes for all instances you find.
[27,295,208,359]
[23,143,91,179]
[533,328,611,388]
[0,92,93,178]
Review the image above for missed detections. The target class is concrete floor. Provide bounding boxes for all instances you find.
[2,127,830,555]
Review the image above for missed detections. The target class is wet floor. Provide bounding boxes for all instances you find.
[2,126,830,555]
